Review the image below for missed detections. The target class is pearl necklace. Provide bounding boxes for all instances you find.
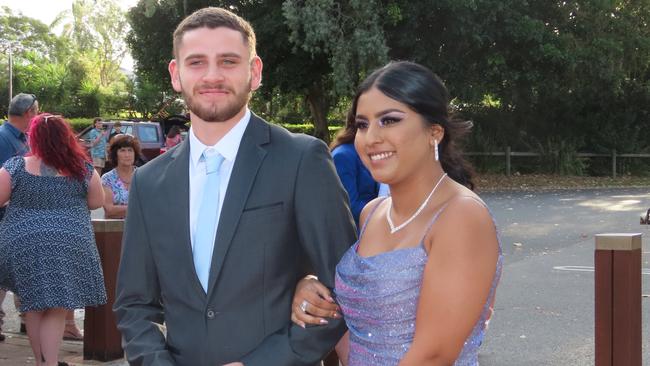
[386,173,448,234]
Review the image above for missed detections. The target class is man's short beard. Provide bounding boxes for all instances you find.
[181,83,252,123]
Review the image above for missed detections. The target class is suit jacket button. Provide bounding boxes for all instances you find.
[207,309,215,319]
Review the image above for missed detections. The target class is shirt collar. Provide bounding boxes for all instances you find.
[189,108,251,167]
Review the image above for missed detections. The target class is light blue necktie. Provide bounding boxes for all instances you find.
[193,149,225,292]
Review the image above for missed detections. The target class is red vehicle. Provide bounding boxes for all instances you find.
[77,120,165,163]
[77,116,189,163]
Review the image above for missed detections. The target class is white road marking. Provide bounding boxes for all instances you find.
[553,265,650,275]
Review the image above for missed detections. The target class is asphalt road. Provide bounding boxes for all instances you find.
[65,189,650,364]
[478,187,650,365]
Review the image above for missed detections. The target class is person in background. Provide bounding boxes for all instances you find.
[88,117,108,174]
[0,93,38,342]
[291,61,502,365]
[165,125,183,148]
[330,119,379,227]
[108,121,123,143]
[101,134,141,219]
[0,114,107,366]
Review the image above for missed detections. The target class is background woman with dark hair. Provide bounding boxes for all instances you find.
[101,134,141,219]
[291,62,502,365]
[0,114,106,366]
[330,118,379,226]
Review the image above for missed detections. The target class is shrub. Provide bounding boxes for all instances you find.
[67,118,94,132]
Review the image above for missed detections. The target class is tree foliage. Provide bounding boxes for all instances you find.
[53,0,129,88]
[379,0,650,174]
[0,3,132,118]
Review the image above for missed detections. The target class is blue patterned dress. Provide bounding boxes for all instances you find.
[0,157,106,312]
[101,168,133,205]
[335,197,503,365]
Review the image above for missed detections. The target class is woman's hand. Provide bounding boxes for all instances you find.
[291,276,341,328]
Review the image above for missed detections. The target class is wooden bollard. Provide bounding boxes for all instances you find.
[84,219,125,361]
[594,233,642,366]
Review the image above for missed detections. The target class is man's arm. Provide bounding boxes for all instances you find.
[113,171,175,366]
[241,138,357,366]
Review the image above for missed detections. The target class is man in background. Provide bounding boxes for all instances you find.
[108,120,123,142]
[88,117,108,174]
[0,93,38,342]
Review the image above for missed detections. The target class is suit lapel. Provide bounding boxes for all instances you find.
[166,139,206,295]
[207,115,269,296]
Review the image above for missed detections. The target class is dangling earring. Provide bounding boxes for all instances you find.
[434,139,439,161]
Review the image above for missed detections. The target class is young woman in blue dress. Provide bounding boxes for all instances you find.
[291,61,502,366]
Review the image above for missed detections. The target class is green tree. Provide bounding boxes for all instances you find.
[53,0,129,88]
[382,1,650,161]
[0,8,74,116]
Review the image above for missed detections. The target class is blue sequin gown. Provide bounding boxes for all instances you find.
[335,197,503,365]
[0,157,107,312]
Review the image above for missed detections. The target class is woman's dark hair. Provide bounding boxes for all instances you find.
[329,115,357,151]
[167,125,181,138]
[28,114,91,181]
[348,61,475,189]
[108,134,142,166]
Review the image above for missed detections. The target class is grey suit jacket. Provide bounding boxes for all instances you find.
[113,114,357,366]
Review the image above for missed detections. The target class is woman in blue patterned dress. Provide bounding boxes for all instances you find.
[101,134,141,219]
[0,114,107,366]
[291,62,502,365]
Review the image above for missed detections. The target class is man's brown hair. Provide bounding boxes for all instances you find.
[172,7,257,59]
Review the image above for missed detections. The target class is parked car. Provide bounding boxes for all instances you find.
[77,117,190,172]
[77,120,164,164]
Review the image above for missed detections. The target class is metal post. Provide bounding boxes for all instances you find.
[8,43,13,103]
[505,146,511,176]
[594,233,642,366]
[611,149,617,178]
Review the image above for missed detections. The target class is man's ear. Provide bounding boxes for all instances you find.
[250,56,263,91]
[169,59,182,93]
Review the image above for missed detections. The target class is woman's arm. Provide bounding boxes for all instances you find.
[290,276,340,327]
[290,197,384,326]
[102,186,127,218]
[87,170,104,210]
[398,197,499,366]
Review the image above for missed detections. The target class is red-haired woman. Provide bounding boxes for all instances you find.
[0,114,107,366]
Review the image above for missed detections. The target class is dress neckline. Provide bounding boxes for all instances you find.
[354,196,451,260]
[353,240,426,260]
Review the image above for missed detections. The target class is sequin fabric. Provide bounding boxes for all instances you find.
[335,197,503,365]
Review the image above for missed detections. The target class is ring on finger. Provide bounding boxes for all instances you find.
[300,300,309,313]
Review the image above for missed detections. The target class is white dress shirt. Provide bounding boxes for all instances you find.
[189,109,250,251]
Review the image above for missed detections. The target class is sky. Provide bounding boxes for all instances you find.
[0,0,140,70]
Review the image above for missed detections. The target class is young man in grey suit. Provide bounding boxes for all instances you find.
[113,7,356,366]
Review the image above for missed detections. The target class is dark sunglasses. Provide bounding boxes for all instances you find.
[26,94,37,111]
